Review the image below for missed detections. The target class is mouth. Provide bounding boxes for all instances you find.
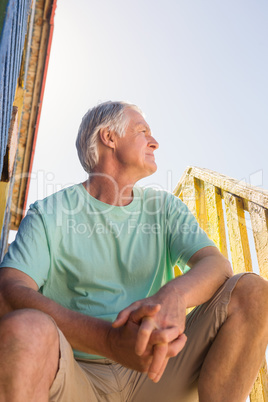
[146,153,155,159]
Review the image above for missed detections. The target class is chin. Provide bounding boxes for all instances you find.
[145,164,158,178]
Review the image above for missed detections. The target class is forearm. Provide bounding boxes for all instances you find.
[0,273,112,358]
[158,251,233,309]
[0,273,161,373]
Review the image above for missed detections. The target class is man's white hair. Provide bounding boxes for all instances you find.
[76,101,143,173]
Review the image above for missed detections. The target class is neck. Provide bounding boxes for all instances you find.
[83,170,136,206]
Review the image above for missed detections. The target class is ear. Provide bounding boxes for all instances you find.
[99,128,116,149]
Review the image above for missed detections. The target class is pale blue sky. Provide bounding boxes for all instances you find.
[28,0,268,204]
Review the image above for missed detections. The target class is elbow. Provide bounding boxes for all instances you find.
[0,277,16,318]
[0,287,11,318]
[223,258,233,280]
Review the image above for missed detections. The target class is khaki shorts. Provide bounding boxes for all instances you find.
[49,273,250,402]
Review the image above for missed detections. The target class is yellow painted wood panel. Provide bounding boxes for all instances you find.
[174,177,196,278]
[250,359,268,402]
[174,176,195,278]
[223,192,252,274]
[174,265,182,277]
[194,178,208,232]
[0,182,10,235]
[178,191,184,203]
[1,107,19,182]
[179,175,197,218]
[173,169,268,400]
[248,202,268,280]
[173,167,192,198]
[204,183,228,257]
[188,166,268,209]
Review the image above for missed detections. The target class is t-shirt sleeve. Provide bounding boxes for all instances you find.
[0,205,50,288]
[166,194,216,273]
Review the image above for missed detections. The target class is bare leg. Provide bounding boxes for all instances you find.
[198,274,268,402]
[0,309,60,402]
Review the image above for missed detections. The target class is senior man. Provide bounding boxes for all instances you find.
[0,101,267,402]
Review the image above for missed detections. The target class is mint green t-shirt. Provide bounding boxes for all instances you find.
[0,184,215,359]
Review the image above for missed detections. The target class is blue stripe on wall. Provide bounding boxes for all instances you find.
[0,0,31,175]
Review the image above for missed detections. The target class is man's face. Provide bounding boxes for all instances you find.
[114,108,159,181]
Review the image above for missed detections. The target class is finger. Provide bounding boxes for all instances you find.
[167,333,187,357]
[112,303,160,328]
[150,326,181,345]
[148,335,187,383]
[151,357,169,383]
[129,304,161,325]
[135,317,157,356]
[112,304,139,327]
[147,343,168,382]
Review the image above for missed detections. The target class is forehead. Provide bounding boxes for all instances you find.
[124,108,149,129]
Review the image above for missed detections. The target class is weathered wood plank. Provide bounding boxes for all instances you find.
[194,178,208,232]
[174,176,201,278]
[173,167,193,198]
[174,265,182,277]
[178,191,183,203]
[0,182,10,237]
[223,192,252,274]
[204,183,228,257]
[175,166,268,209]
[173,168,268,400]
[0,107,19,182]
[250,359,268,402]
[174,175,197,218]
[248,202,268,280]
[10,0,55,229]
[183,175,197,217]
[174,176,195,278]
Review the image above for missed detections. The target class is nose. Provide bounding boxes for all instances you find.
[148,136,159,150]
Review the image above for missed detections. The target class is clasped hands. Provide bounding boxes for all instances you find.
[111,289,187,383]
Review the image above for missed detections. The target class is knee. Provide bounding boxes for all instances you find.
[0,309,59,355]
[230,274,268,324]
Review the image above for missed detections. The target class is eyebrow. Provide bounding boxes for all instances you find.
[135,123,151,133]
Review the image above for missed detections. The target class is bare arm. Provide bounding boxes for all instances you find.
[0,267,113,356]
[114,246,232,325]
[0,267,156,372]
[113,246,233,380]
[164,245,233,309]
